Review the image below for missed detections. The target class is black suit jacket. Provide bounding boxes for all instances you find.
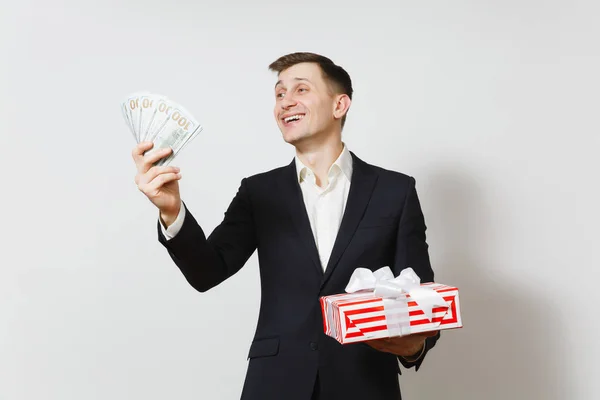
[157,152,440,400]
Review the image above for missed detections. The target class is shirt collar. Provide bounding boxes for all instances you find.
[294,144,353,183]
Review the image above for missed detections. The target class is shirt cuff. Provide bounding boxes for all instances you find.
[160,200,186,240]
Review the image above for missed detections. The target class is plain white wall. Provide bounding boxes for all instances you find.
[1,0,598,399]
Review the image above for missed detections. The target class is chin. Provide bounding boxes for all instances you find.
[281,128,306,145]
[282,134,301,145]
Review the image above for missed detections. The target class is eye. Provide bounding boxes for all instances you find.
[298,87,307,93]
[276,92,285,98]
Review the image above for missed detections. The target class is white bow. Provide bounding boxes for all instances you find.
[345,266,448,320]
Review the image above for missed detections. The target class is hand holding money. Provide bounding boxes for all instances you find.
[122,92,202,225]
[132,142,182,226]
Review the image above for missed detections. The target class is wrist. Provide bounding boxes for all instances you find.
[160,203,181,228]
[402,341,426,361]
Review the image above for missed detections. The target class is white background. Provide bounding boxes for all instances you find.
[1,0,598,399]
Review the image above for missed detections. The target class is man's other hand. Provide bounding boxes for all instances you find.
[365,331,438,358]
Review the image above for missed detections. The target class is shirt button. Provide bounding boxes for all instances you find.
[310,342,318,351]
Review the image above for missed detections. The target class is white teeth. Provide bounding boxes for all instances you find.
[284,114,304,123]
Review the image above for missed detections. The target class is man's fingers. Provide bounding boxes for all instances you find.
[138,148,173,172]
[132,142,173,173]
[365,341,384,351]
[362,330,438,353]
[137,167,181,192]
[132,141,154,161]
[417,330,438,338]
[365,340,388,350]
[145,147,172,164]
[402,331,437,340]
[143,165,180,184]
[144,172,182,193]
[369,331,436,346]
[132,142,157,174]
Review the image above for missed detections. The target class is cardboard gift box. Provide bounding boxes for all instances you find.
[320,267,462,344]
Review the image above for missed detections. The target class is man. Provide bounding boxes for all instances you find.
[132,52,439,399]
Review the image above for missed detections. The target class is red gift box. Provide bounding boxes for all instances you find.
[320,267,462,344]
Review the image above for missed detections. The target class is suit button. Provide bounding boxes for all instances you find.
[310,342,318,350]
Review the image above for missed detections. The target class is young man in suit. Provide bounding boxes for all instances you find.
[132,52,439,400]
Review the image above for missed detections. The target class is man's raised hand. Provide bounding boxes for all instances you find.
[132,142,182,226]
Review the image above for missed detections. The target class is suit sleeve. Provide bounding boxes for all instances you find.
[393,176,440,371]
[157,178,257,293]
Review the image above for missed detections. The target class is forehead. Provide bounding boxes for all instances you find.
[275,62,325,87]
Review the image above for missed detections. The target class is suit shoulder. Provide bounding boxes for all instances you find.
[242,164,289,185]
[360,158,415,184]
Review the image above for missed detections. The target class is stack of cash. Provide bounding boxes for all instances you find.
[121,92,202,166]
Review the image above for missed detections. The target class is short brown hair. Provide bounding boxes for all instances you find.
[269,52,353,128]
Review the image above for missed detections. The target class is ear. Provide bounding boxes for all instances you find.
[333,94,352,120]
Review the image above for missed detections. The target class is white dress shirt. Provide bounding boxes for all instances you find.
[161,145,353,271]
[294,145,352,270]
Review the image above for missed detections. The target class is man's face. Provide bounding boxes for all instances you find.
[273,62,340,146]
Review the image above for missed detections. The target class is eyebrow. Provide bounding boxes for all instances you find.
[275,77,312,89]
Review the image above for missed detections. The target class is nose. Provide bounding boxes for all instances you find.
[279,93,296,110]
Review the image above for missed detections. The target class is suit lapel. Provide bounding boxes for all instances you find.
[322,152,378,287]
[278,160,323,276]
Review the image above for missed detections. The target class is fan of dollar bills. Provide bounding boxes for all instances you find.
[120,91,203,166]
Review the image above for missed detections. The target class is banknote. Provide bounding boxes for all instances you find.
[137,95,155,142]
[146,104,201,166]
[155,124,203,166]
[143,96,176,144]
[123,91,150,142]
[121,102,137,142]
[120,92,202,166]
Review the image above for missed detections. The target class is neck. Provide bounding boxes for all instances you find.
[295,133,344,187]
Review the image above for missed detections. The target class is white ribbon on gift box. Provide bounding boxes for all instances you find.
[345,267,449,337]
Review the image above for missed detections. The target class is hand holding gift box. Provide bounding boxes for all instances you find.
[320,267,462,345]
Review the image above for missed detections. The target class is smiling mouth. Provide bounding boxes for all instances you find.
[282,114,305,126]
